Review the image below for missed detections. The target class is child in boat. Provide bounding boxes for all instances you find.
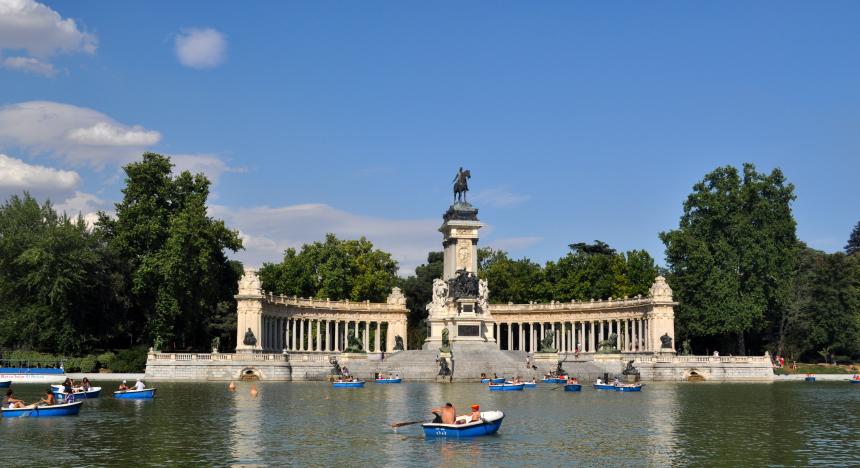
[4,389,26,408]
[468,404,482,422]
[38,388,55,406]
[118,380,129,391]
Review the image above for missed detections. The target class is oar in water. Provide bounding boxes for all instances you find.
[390,420,429,431]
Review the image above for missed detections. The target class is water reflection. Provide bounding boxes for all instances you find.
[229,381,261,466]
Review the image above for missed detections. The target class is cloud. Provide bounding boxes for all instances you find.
[0,0,96,76]
[170,153,245,182]
[0,101,161,167]
[174,28,226,69]
[67,122,161,146]
[210,203,439,275]
[0,152,79,192]
[472,186,531,207]
[486,236,543,251]
[2,55,56,77]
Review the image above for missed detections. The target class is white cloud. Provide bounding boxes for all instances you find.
[472,186,531,207]
[171,153,245,182]
[210,203,439,275]
[0,152,79,192]
[67,122,161,146]
[0,0,96,76]
[2,55,56,77]
[0,101,161,167]
[174,28,226,69]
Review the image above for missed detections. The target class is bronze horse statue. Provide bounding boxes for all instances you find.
[453,167,471,203]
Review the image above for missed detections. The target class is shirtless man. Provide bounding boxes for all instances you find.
[38,388,55,406]
[431,402,456,424]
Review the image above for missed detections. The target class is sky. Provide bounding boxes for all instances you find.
[1,1,858,274]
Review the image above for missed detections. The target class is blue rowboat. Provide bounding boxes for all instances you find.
[332,380,365,388]
[490,378,505,384]
[1,401,83,418]
[563,383,582,392]
[593,383,616,391]
[488,383,524,392]
[523,381,537,388]
[0,380,10,388]
[52,386,102,401]
[423,411,504,438]
[542,378,565,384]
[480,379,490,383]
[375,378,401,384]
[804,376,816,383]
[850,379,860,385]
[614,384,642,392]
[113,388,156,399]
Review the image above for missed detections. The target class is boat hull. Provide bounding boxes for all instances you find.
[563,384,582,392]
[542,378,565,384]
[332,381,365,388]
[850,380,860,385]
[523,382,537,388]
[1,401,83,418]
[490,378,505,384]
[804,377,816,382]
[374,379,401,384]
[488,383,524,391]
[114,388,156,399]
[52,387,101,401]
[615,385,642,392]
[593,383,616,390]
[0,380,10,388]
[423,411,504,438]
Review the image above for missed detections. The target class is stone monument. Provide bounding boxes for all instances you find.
[424,168,496,350]
[235,268,264,353]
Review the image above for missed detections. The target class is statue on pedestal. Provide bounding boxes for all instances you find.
[439,328,451,353]
[345,330,365,353]
[211,336,220,353]
[477,279,489,313]
[538,330,557,353]
[622,360,640,376]
[681,339,692,355]
[660,333,673,350]
[597,332,618,353]
[448,269,478,298]
[243,328,257,347]
[453,167,471,204]
[426,278,448,315]
[329,356,342,376]
[394,335,404,351]
[153,334,164,352]
[438,357,451,376]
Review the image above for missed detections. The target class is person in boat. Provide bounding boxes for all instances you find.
[595,378,604,385]
[480,373,487,380]
[38,388,55,406]
[468,404,482,422]
[612,377,620,386]
[513,376,523,384]
[567,377,578,384]
[3,389,26,409]
[431,402,456,424]
[378,372,386,380]
[118,380,129,391]
[81,377,91,391]
[133,379,146,391]
[61,377,74,394]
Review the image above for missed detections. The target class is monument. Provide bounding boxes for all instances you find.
[423,167,496,351]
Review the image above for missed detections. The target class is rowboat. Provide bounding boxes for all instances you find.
[594,383,616,391]
[480,379,490,383]
[489,378,505,384]
[52,386,102,400]
[804,376,816,383]
[0,380,10,388]
[541,377,566,384]
[1,401,83,418]
[113,388,156,399]
[0,367,65,384]
[422,411,504,438]
[614,383,643,392]
[374,378,401,384]
[523,381,537,388]
[488,383,524,391]
[563,383,582,392]
[848,378,860,384]
[332,380,365,388]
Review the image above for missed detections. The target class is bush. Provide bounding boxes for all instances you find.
[96,351,116,370]
[109,347,148,373]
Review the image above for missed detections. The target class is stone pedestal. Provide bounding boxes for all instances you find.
[340,353,368,361]
[436,351,453,383]
[533,352,560,363]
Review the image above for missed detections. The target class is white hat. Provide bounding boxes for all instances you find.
[122,380,127,383]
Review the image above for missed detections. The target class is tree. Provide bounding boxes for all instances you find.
[399,252,443,348]
[478,248,546,303]
[97,153,243,350]
[660,164,799,355]
[0,194,115,354]
[260,233,398,302]
[846,221,860,256]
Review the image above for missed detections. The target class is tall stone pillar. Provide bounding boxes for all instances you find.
[235,268,264,353]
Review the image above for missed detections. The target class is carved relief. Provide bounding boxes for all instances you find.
[456,239,471,270]
[238,268,262,296]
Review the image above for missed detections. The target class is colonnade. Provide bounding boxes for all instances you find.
[494,317,651,353]
[260,316,400,353]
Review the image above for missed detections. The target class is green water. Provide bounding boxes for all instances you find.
[1,381,858,466]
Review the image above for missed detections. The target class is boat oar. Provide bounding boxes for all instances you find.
[391,420,429,430]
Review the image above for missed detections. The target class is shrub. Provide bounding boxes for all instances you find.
[109,347,148,373]
[96,351,116,369]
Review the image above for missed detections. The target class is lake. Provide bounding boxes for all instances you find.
[2,381,858,466]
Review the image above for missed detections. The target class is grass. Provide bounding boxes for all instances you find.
[773,363,859,375]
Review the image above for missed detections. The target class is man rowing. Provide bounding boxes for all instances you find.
[431,402,456,424]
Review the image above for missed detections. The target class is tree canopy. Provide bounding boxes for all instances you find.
[259,233,399,302]
[846,221,860,256]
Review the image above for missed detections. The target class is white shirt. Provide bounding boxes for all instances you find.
[134,381,146,391]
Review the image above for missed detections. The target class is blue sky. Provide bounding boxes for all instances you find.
[1,1,858,273]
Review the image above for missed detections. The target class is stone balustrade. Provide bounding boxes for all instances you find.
[489,296,656,313]
[149,352,288,362]
[263,292,406,311]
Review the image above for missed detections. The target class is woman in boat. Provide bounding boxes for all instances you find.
[612,377,620,386]
[118,380,129,391]
[81,377,91,391]
[3,389,26,409]
[567,377,578,384]
[38,388,55,406]
[61,377,74,394]
[480,373,487,380]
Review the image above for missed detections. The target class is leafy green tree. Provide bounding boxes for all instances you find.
[398,252,443,348]
[260,233,398,302]
[0,194,115,354]
[97,153,243,350]
[846,221,860,256]
[660,164,799,354]
[479,248,546,303]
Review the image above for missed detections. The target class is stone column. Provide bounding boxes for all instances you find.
[363,321,369,352]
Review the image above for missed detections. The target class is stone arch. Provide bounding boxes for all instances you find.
[686,369,705,382]
[239,367,262,381]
